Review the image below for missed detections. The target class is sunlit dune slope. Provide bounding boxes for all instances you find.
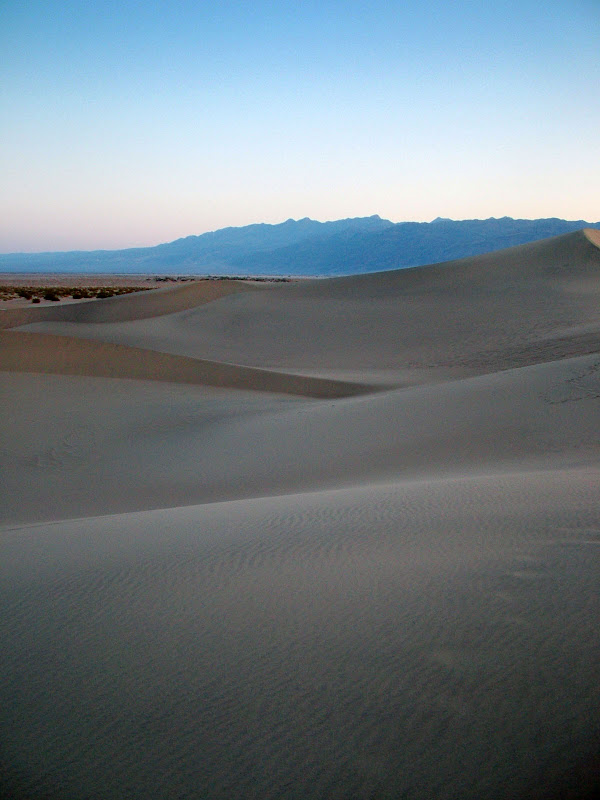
[584,226,600,248]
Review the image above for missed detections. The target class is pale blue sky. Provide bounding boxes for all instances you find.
[1,0,598,252]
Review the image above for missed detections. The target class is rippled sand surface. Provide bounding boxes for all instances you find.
[2,472,600,799]
[1,231,600,799]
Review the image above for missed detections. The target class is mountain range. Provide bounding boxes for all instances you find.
[2,215,599,276]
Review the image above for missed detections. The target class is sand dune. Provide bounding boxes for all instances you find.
[0,277,257,329]
[585,226,600,248]
[0,330,379,398]
[2,470,599,799]
[1,230,599,800]
[1,352,598,524]
[16,230,600,385]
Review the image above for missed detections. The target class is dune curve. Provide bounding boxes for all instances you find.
[0,330,384,398]
[17,230,600,382]
[0,277,259,330]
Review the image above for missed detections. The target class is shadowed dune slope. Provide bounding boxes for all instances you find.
[0,278,258,329]
[0,331,380,398]
[17,230,600,381]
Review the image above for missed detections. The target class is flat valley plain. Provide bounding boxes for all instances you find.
[1,229,600,799]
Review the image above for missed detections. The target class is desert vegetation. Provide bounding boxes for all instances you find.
[0,285,151,302]
[0,277,291,303]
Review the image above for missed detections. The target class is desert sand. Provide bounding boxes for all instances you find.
[1,229,599,799]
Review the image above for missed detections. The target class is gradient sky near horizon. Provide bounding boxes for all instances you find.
[1,0,599,252]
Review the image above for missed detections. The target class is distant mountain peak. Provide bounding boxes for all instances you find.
[1,215,598,275]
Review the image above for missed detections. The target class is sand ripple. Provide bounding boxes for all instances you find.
[2,470,599,799]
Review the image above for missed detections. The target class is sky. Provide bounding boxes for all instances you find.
[1,0,599,252]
